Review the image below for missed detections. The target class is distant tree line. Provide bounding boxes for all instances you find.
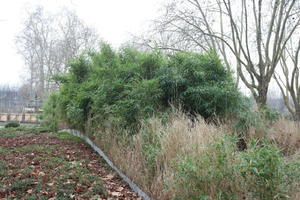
[0,85,24,113]
[16,6,99,99]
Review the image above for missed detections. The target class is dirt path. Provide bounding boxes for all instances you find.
[0,129,140,199]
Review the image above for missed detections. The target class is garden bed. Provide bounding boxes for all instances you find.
[0,128,140,199]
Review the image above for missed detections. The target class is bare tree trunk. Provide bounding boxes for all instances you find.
[294,107,300,121]
[256,84,268,107]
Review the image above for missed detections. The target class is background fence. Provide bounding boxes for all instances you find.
[0,86,42,113]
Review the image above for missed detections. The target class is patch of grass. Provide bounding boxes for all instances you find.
[51,132,83,142]
[43,156,65,168]
[91,182,107,195]
[11,145,55,153]
[0,125,50,137]
[270,118,300,155]
[0,146,6,154]
[58,160,89,177]
[55,167,83,197]
[9,178,33,192]
[0,128,22,137]
[81,180,107,198]
[79,174,98,185]
[0,161,6,177]
[22,166,34,176]
[53,159,108,198]
[17,125,51,134]
[27,194,39,200]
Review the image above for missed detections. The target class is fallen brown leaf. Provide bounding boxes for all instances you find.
[38,171,46,176]
[27,189,33,194]
[111,191,121,197]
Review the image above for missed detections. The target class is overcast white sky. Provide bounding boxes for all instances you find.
[0,0,164,86]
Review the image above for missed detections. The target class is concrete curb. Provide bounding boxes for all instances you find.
[59,129,151,200]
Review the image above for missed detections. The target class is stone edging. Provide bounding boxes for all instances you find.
[59,129,151,200]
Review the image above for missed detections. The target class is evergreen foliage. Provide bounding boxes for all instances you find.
[43,44,243,131]
[4,121,20,128]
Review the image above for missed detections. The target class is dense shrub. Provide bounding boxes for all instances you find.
[5,121,20,128]
[42,92,60,130]
[157,51,242,118]
[43,44,243,131]
[239,140,292,199]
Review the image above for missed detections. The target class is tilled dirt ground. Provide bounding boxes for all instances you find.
[0,130,140,200]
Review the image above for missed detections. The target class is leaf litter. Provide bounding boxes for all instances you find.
[0,131,140,199]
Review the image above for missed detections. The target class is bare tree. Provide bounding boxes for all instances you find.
[16,6,99,99]
[140,0,300,107]
[274,30,300,119]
